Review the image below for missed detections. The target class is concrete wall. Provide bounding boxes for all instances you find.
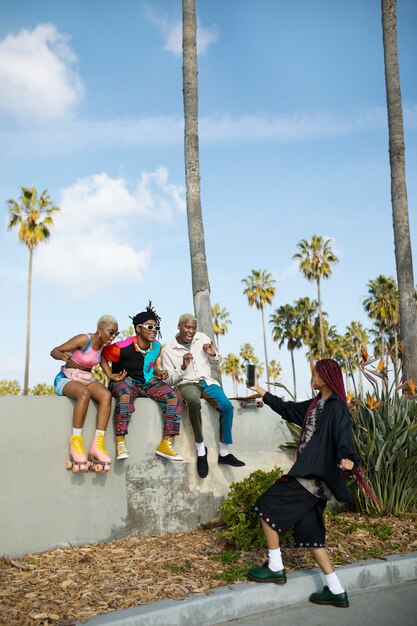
[0,396,294,557]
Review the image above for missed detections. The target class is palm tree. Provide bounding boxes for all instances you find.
[7,186,60,394]
[220,353,242,397]
[211,304,232,351]
[346,321,369,397]
[239,343,255,363]
[270,304,302,400]
[381,0,417,384]
[268,359,282,384]
[294,296,319,370]
[293,235,338,357]
[363,275,399,364]
[242,269,276,390]
[182,0,217,366]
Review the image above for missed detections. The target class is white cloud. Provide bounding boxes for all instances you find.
[0,23,84,120]
[35,168,185,295]
[145,7,219,56]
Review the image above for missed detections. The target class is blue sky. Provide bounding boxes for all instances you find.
[0,0,416,398]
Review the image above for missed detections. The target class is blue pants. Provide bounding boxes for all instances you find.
[179,380,234,444]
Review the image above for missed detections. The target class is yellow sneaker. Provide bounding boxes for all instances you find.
[155,437,183,461]
[116,436,129,460]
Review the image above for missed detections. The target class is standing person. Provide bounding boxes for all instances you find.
[51,315,124,472]
[161,313,245,479]
[101,302,183,462]
[247,359,362,608]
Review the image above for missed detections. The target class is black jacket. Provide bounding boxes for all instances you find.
[263,391,361,502]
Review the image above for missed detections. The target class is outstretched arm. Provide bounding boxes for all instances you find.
[248,375,311,426]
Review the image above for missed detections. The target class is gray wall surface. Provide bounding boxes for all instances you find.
[0,396,294,557]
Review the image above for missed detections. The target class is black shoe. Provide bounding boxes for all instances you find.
[197,447,209,478]
[309,585,349,608]
[218,453,245,467]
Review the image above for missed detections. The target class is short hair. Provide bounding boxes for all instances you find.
[178,313,197,325]
[97,314,118,328]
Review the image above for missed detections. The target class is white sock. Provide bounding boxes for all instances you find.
[196,441,206,456]
[268,547,284,572]
[219,442,229,457]
[72,428,83,436]
[95,429,105,436]
[325,571,345,594]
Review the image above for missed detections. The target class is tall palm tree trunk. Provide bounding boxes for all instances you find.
[381,0,417,383]
[316,278,325,357]
[290,348,297,400]
[182,0,220,382]
[261,306,270,391]
[24,249,33,395]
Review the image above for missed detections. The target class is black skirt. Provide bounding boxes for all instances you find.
[254,476,327,547]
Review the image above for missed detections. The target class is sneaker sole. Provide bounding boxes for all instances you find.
[155,451,183,461]
[247,574,287,585]
[309,599,349,608]
[116,453,129,460]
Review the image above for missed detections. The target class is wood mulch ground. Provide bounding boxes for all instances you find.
[1,513,416,626]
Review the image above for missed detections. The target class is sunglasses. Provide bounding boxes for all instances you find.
[108,330,120,338]
[139,324,160,331]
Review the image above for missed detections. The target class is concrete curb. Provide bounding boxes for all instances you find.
[80,552,417,626]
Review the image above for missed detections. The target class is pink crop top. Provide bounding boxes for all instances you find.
[71,334,102,368]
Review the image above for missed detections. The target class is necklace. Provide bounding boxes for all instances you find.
[136,343,151,355]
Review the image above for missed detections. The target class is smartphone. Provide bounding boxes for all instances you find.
[246,363,255,387]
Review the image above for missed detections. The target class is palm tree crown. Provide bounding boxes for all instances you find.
[211,304,232,351]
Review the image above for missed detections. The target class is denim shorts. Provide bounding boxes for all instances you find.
[54,371,70,396]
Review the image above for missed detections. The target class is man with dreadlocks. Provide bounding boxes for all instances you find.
[246,358,361,608]
[101,302,183,461]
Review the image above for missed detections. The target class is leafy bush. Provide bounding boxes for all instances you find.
[350,392,417,515]
[218,467,293,550]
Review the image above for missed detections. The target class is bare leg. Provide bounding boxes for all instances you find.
[309,547,334,575]
[63,382,92,429]
[88,382,112,430]
[261,518,280,549]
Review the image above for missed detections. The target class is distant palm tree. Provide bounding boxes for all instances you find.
[239,343,255,363]
[268,359,282,384]
[242,269,276,391]
[220,353,242,397]
[211,304,232,351]
[346,321,369,396]
[270,304,302,399]
[182,0,217,360]
[363,275,399,364]
[381,0,417,384]
[294,296,319,370]
[7,186,60,394]
[293,236,338,357]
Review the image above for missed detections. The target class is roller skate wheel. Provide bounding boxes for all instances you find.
[94,463,102,472]
[72,463,80,473]
[66,461,73,471]
[103,464,110,473]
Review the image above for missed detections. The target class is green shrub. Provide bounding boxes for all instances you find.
[218,467,293,550]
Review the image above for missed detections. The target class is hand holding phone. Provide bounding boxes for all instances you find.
[246,363,255,387]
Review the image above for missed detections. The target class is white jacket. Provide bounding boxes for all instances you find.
[161,331,220,388]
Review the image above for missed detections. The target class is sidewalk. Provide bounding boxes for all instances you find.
[79,551,417,626]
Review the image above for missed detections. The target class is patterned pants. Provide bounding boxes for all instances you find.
[109,377,182,437]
